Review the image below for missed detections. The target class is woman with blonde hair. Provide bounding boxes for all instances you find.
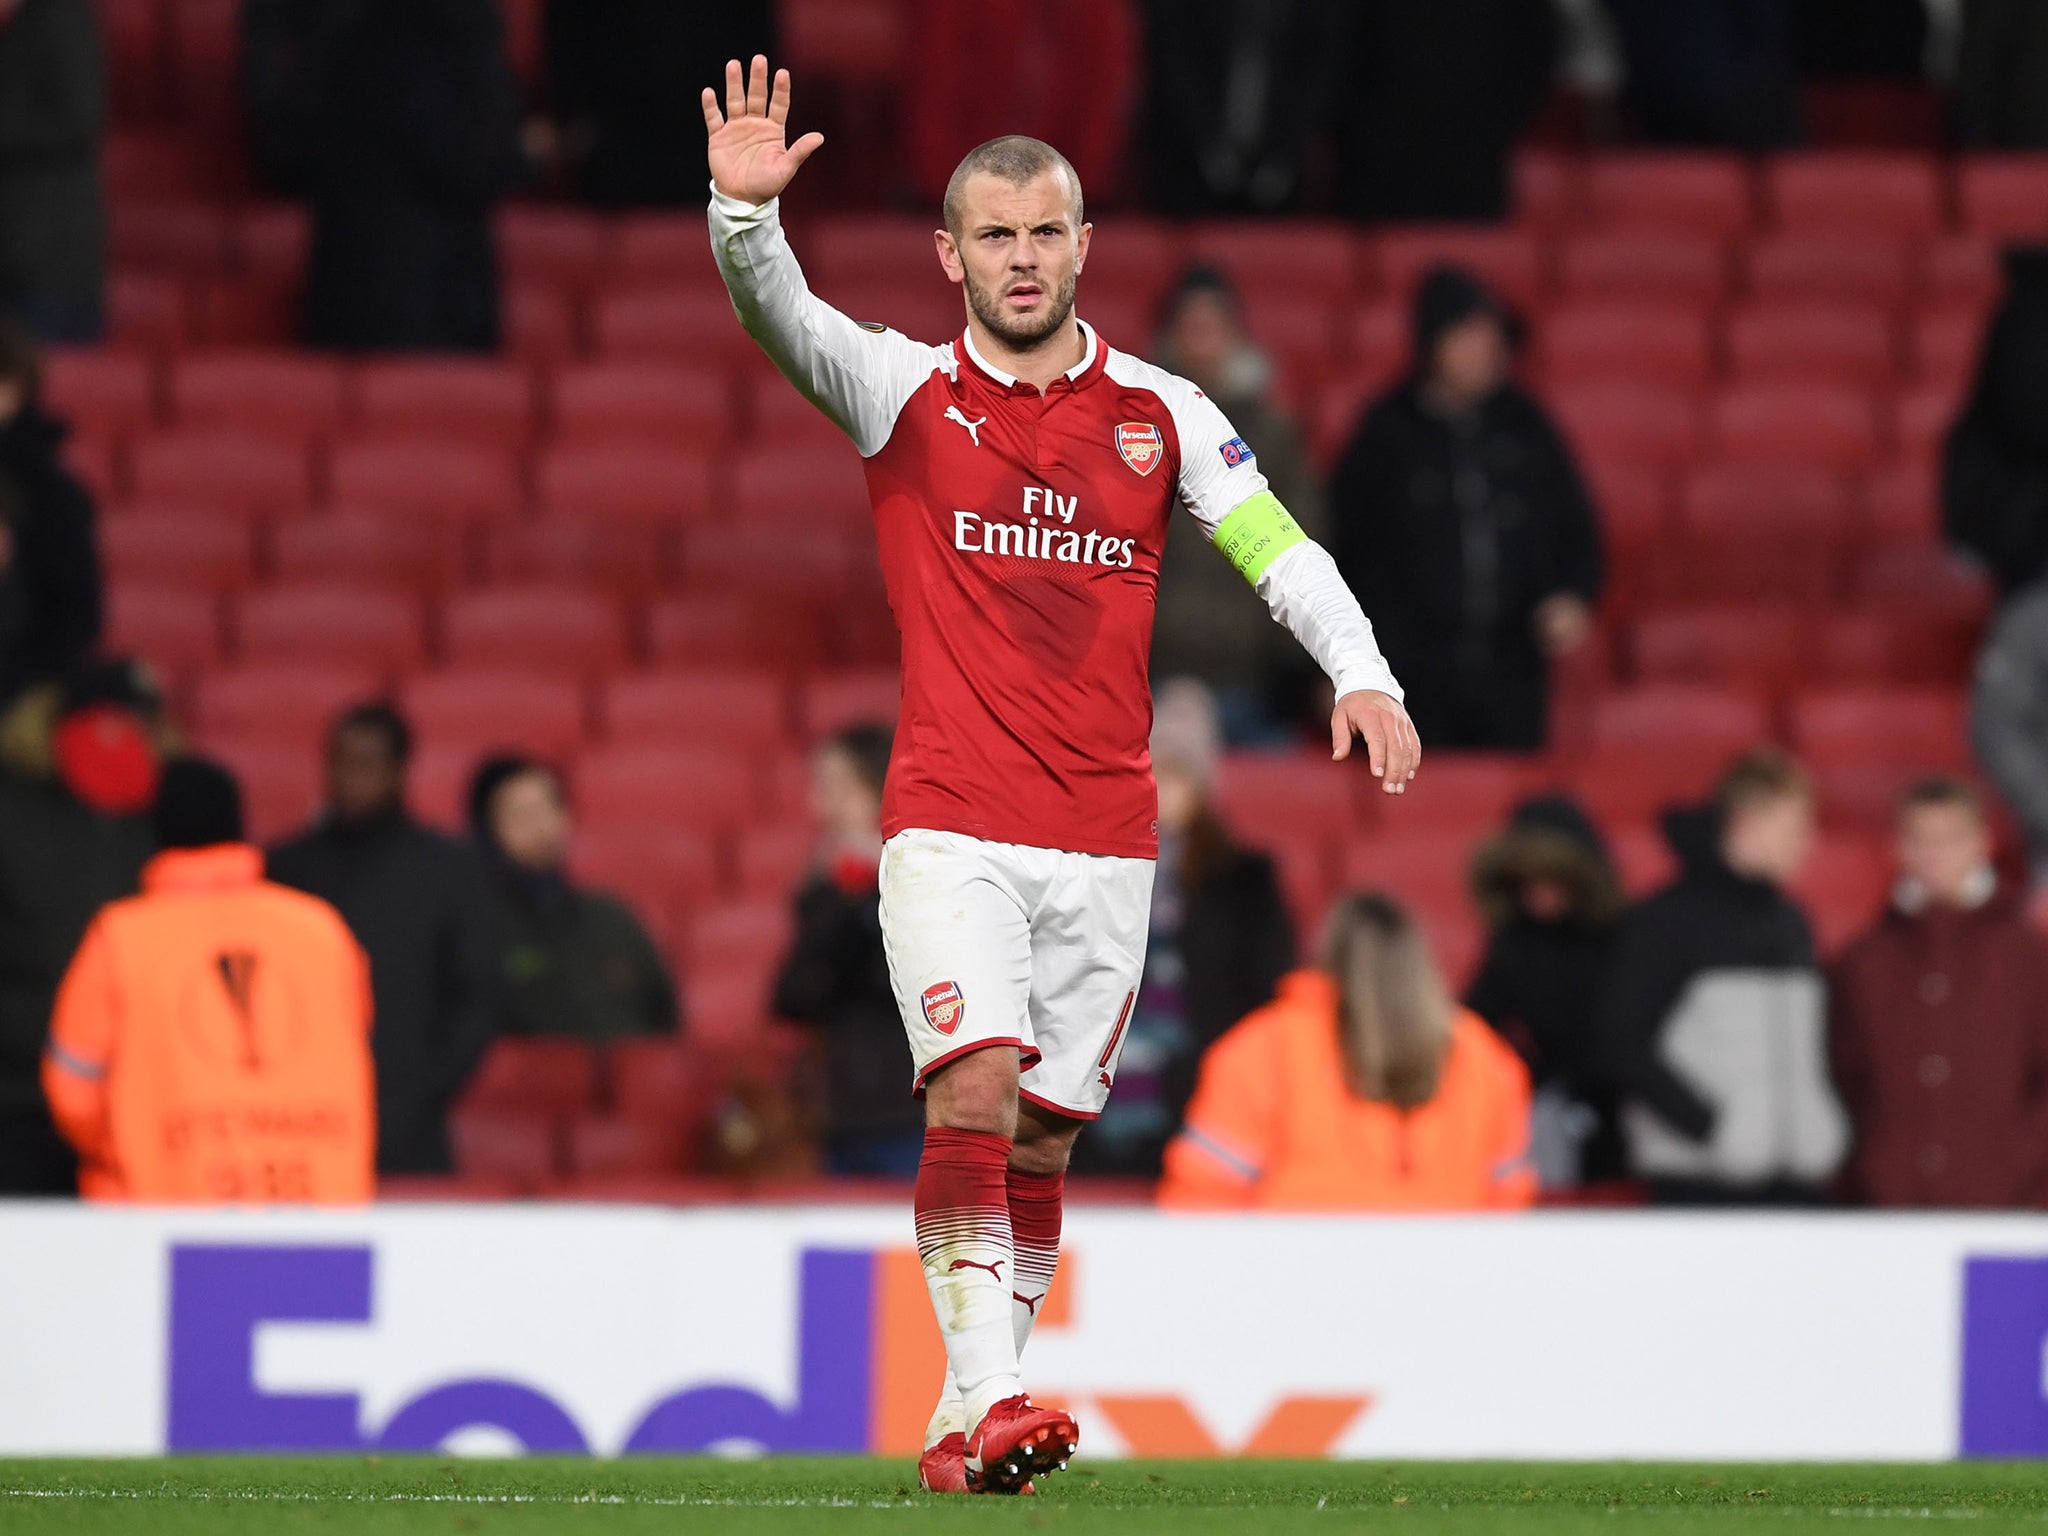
[1159,893,1536,1210]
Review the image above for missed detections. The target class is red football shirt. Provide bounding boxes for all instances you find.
[711,191,1397,859]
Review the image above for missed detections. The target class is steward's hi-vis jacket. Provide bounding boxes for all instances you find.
[1161,970,1536,1211]
[43,843,375,1203]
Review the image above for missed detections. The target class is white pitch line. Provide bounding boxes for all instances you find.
[2,1488,918,1509]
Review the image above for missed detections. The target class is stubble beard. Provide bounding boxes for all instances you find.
[964,267,1079,351]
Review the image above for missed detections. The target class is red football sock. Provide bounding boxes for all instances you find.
[1007,1166,1064,1356]
[914,1128,1021,1427]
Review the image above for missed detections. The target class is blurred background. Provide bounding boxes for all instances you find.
[6,0,2048,1218]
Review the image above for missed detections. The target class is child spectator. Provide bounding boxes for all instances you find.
[1160,892,1534,1211]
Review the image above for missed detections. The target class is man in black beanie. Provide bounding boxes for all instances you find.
[1327,264,1605,750]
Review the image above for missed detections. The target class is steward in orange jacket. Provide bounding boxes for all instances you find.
[42,759,374,1202]
[1161,895,1536,1211]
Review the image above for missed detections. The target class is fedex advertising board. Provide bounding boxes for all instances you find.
[2,1205,2047,1460]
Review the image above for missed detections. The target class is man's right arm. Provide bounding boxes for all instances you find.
[707,190,936,458]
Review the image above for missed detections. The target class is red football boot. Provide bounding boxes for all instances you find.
[963,1396,1077,1495]
[918,1433,968,1494]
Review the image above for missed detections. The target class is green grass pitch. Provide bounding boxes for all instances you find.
[4,1458,2048,1533]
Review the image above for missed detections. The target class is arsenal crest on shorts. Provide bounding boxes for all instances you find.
[921,979,965,1035]
[1116,421,1164,477]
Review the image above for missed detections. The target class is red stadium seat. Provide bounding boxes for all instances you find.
[573,745,759,830]
[647,593,830,668]
[727,443,870,527]
[614,213,726,287]
[354,359,536,448]
[591,287,759,365]
[1791,836,1892,956]
[675,522,868,602]
[534,443,713,526]
[1577,460,1674,552]
[1631,605,1806,692]
[1956,155,2048,242]
[1583,154,1754,236]
[1892,381,1967,467]
[812,275,962,347]
[98,511,254,589]
[1556,232,1728,303]
[1651,531,1841,606]
[809,215,951,287]
[1710,384,1878,469]
[497,205,613,289]
[1763,153,1943,237]
[104,581,223,672]
[684,898,793,973]
[97,0,167,120]
[1741,234,1915,306]
[1213,753,1357,843]
[1512,147,1579,226]
[197,737,322,843]
[1550,384,1704,470]
[1864,463,1941,545]
[270,510,466,590]
[1677,464,1855,540]
[1723,303,1897,387]
[461,1036,602,1116]
[1591,685,1773,763]
[608,1037,719,1121]
[1909,307,1987,388]
[504,282,578,365]
[162,0,240,121]
[550,362,734,446]
[602,670,790,751]
[1066,219,1173,309]
[564,1114,693,1177]
[1849,544,1995,625]
[733,823,820,900]
[229,203,311,282]
[570,824,722,919]
[1924,238,2003,307]
[1374,753,1538,833]
[476,519,667,594]
[439,585,631,675]
[1371,227,1545,313]
[1813,609,1979,688]
[107,269,189,349]
[400,669,590,759]
[40,349,158,437]
[746,377,866,452]
[797,670,901,739]
[193,663,379,747]
[187,271,299,348]
[327,438,522,522]
[1539,304,1714,389]
[1189,221,1364,298]
[1789,687,1970,771]
[130,429,310,518]
[109,199,229,270]
[233,583,424,669]
[169,351,347,442]
[447,1107,561,1186]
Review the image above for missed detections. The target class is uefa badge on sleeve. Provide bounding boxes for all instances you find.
[921,980,965,1036]
[1116,421,1164,477]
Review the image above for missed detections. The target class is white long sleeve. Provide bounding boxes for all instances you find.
[1256,539,1404,703]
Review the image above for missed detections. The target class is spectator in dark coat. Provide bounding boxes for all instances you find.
[1945,250,2048,598]
[772,723,925,1178]
[1466,796,1626,1187]
[542,0,773,207]
[468,754,677,1042]
[1328,265,1603,751]
[1334,0,1559,221]
[1831,778,2048,1208]
[1956,0,2048,150]
[1151,266,1325,742]
[0,660,157,1193]
[302,0,525,352]
[268,704,500,1174]
[0,0,104,342]
[0,322,100,708]
[1072,680,1296,1179]
[1972,575,2048,893]
[1595,750,1847,1205]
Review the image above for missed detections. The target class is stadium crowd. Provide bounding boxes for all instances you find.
[4,0,2048,1209]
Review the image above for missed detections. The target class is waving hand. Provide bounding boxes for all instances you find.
[703,55,824,205]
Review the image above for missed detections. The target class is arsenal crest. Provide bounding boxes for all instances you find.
[921,980,965,1035]
[1116,421,1164,477]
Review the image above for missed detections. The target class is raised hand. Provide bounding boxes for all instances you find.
[1332,690,1422,795]
[702,55,824,206]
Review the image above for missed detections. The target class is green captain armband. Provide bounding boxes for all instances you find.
[1213,491,1309,585]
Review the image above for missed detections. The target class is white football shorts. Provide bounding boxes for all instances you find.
[878,827,1154,1119]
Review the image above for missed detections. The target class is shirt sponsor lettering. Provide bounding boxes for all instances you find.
[952,487,1137,570]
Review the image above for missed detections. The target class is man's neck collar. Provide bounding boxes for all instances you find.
[962,318,1096,392]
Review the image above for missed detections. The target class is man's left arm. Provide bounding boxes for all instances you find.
[1169,385,1420,791]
